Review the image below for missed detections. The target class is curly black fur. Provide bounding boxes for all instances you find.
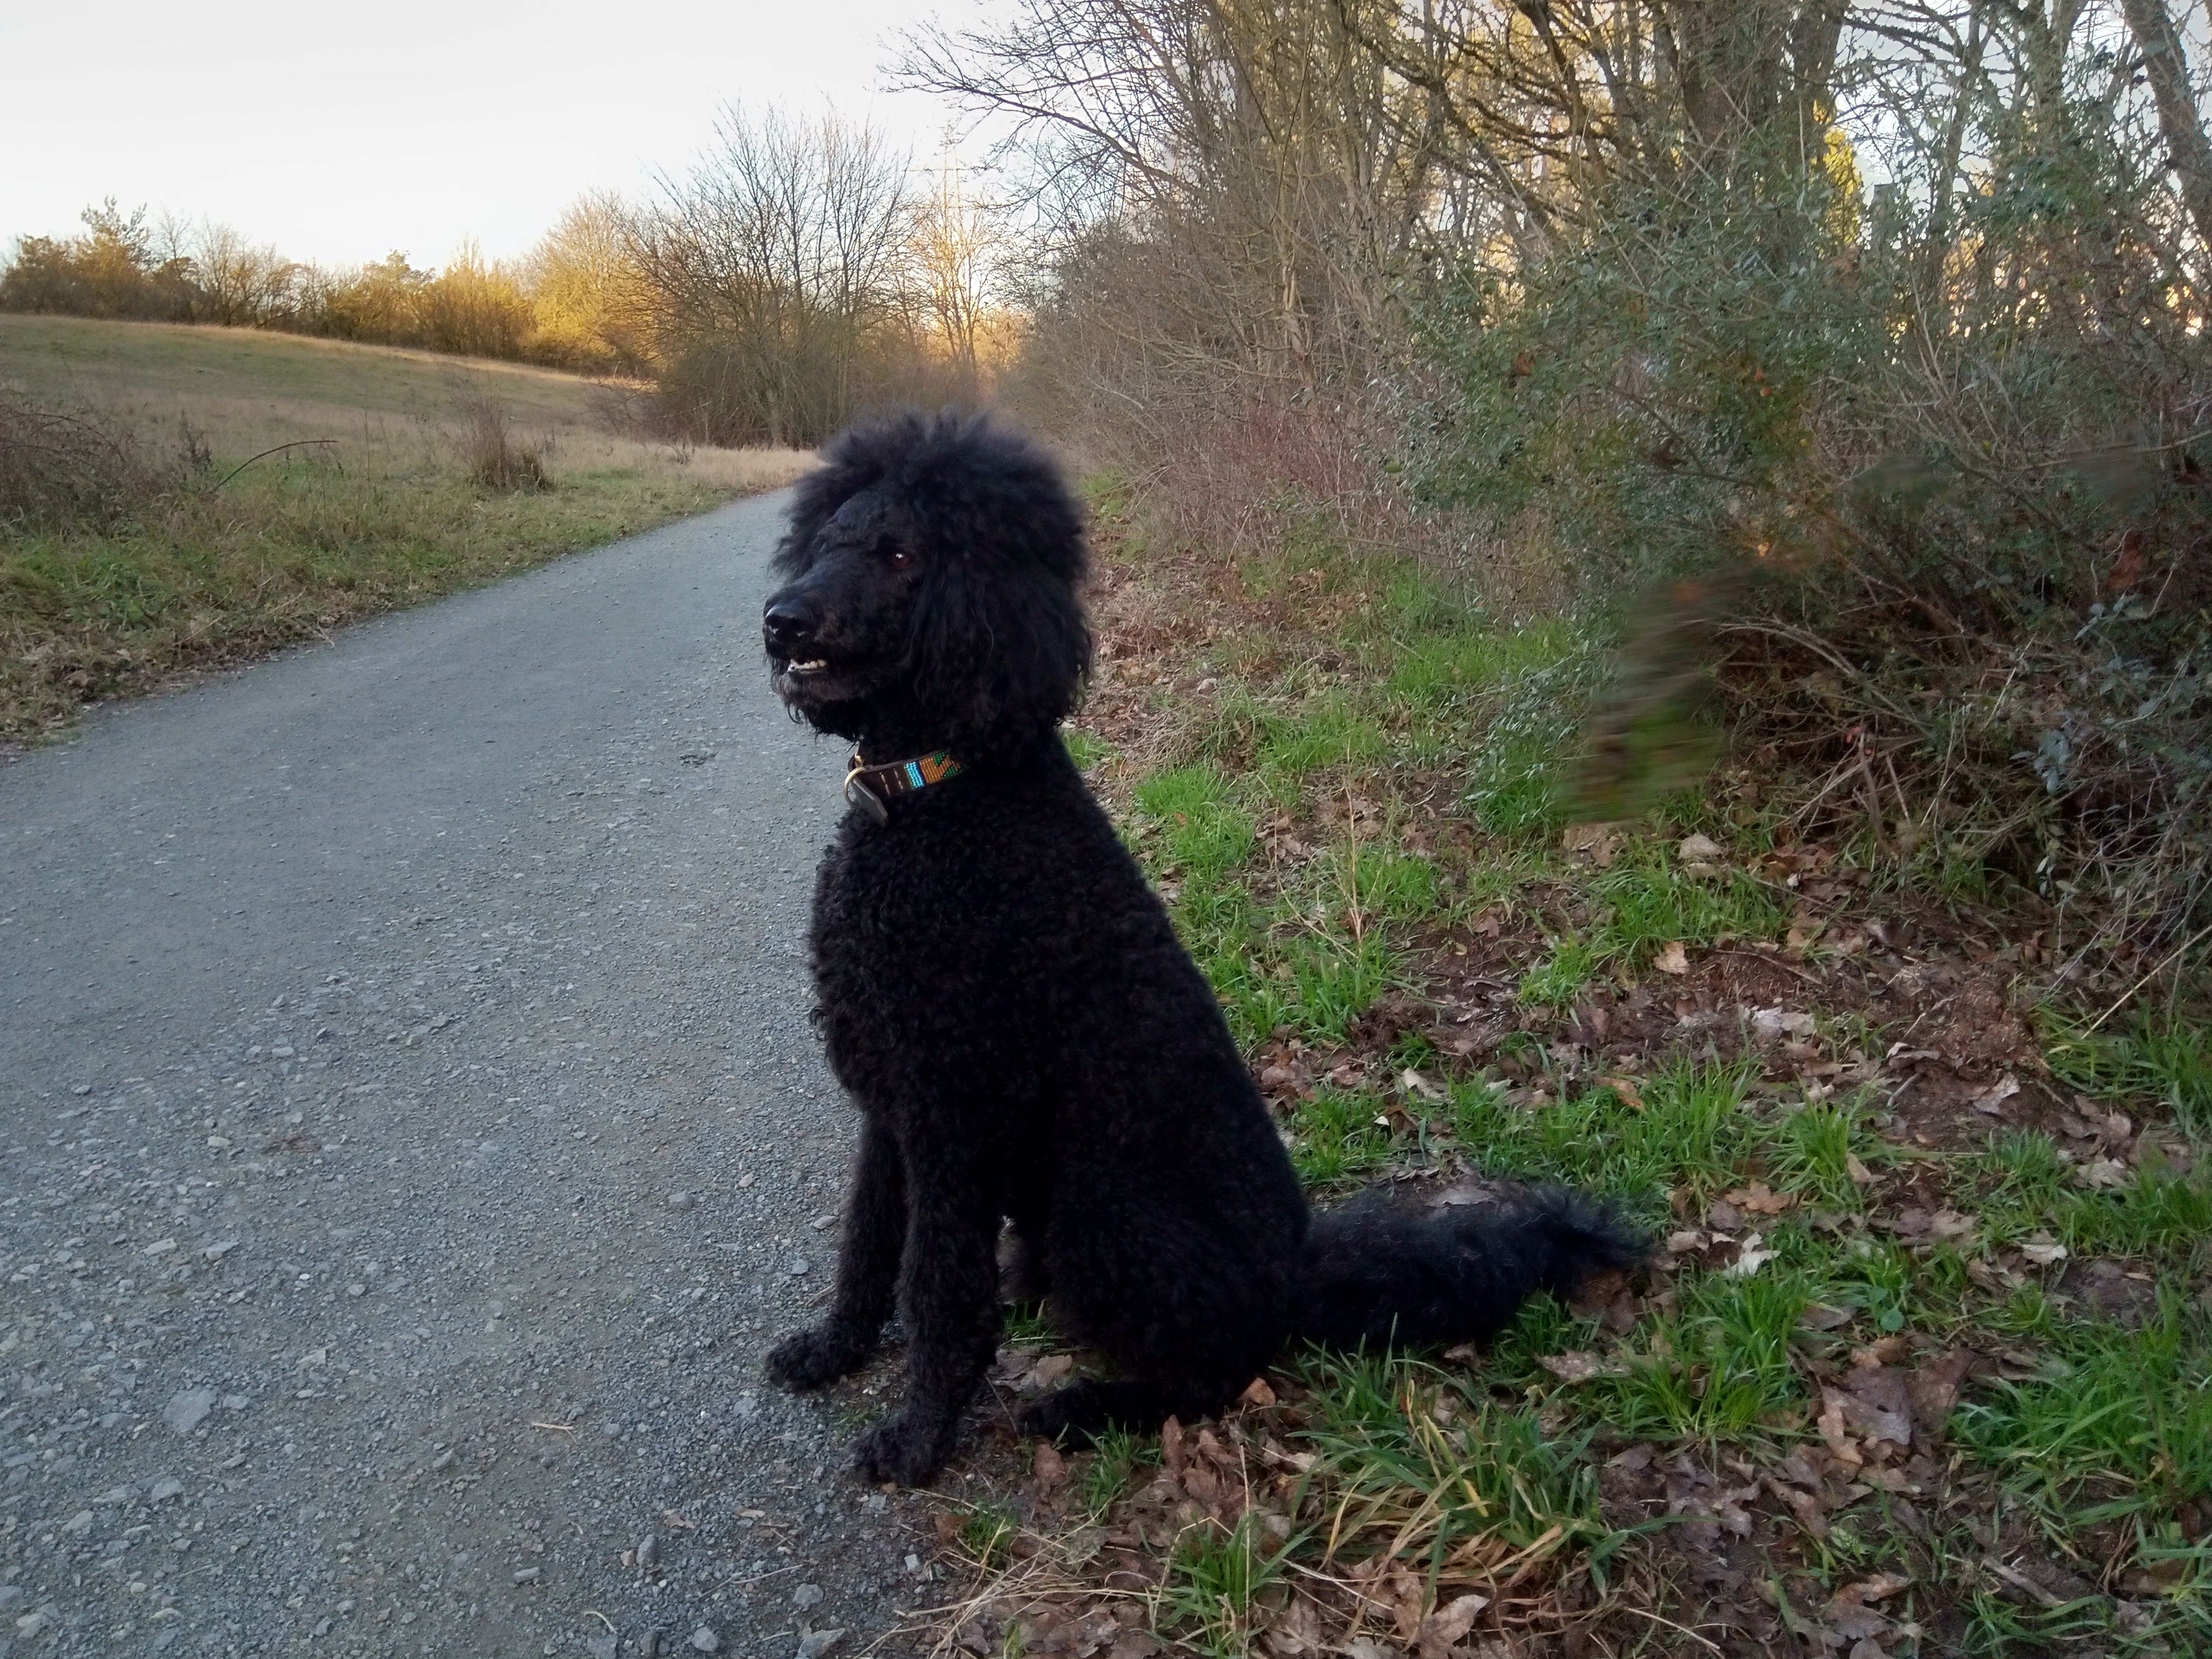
[758,409,1645,1486]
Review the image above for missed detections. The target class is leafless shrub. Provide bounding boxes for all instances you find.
[455,395,548,491]
[0,392,173,526]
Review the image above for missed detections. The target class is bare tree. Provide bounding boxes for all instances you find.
[910,146,1008,395]
[194,224,301,326]
[631,104,915,446]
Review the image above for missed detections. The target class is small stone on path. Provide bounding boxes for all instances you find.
[162,1387,218,1434]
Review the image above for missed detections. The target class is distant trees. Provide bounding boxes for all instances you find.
[3,104,1025,444]
[0,209,536,362]
[525,191,654,377]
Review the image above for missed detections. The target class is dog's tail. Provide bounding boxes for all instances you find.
[1289,1183,1647,1351]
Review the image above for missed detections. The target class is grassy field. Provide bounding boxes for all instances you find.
[890,492,2211,1657]
[0,315,810,742]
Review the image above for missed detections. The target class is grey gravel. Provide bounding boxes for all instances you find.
[691,1626,722,1653]
[0,495,927,1654]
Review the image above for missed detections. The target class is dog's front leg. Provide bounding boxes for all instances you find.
[765,1115,906,1389]
[851,1184,1000,1486]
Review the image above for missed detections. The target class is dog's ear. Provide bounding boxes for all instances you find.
[909,557,1092,763]
[898,414,1090,763]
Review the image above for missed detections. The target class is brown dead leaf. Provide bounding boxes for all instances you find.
[1831,1367,1913,1447]
[1240,1376,1278,1409]
[1817,1393,1864,1467]
[1025,1353,1075,1393]
[1414,1594,1492,1659]
[1825,1594,1890,1642]
[1160,1417,1187,1479]
[1262,1597,1322,1658]
[1033,1443,1067,1490]
[1906,1350,1971,1447]
[1653,940,1691,975]
[1972,1074,2022,1116]
[1725,1181,1797,1216]
[1601,1075,1646,1111]
[1562,823,1624,866]
[1798,1303,1854,1331]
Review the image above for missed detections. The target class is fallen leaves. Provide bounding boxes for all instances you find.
[1535,1350,1629,1384]
[1653,939,1691,975]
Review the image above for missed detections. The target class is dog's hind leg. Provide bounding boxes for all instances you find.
[765,1116,907,1389]
[850,1177,1003,1486]
[1017,1376,1243,1446]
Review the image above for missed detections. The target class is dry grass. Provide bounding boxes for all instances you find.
[0,315,812,741]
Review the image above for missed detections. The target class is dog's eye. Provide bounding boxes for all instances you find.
[886,547,914,569]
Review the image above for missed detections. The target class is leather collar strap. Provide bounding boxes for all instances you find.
[843,750,964,825]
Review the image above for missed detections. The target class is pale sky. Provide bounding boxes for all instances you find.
[0,0,964,270]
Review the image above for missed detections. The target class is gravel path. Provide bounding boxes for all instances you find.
[0,493,932,1657]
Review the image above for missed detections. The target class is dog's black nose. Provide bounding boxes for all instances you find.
[763,597,818,656]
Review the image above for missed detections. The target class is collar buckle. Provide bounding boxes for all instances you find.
[842,765,891,825]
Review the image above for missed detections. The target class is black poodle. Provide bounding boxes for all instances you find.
[758,410,1643,1486]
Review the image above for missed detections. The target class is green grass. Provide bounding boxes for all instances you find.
[1291,1349,1613,1558]
[957,1501,1021,1572]
[2047,1012,2212,1137]
[1078,1427,1158,1522]
[1955,1289,2212,1517]
[1133,765,1256,887]
[1591,859,1788,963]
[1286,1087,1397,1186]
[1160,1511,1294,1659]
[1,311,609,429]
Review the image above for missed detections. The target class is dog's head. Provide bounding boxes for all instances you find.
[762,410,1091,764]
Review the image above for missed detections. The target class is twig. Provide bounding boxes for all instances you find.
[1610,1603,1727,1653]
[2080,920,2212,1036]
[214,439,338,490]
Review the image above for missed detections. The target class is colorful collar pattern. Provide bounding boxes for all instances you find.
[843,750,965,824]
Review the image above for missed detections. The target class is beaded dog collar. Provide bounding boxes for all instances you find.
[842,750,965,825]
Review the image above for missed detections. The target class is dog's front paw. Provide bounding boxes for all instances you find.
[764,1325,869,1390]
[851,1414,953,1487]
